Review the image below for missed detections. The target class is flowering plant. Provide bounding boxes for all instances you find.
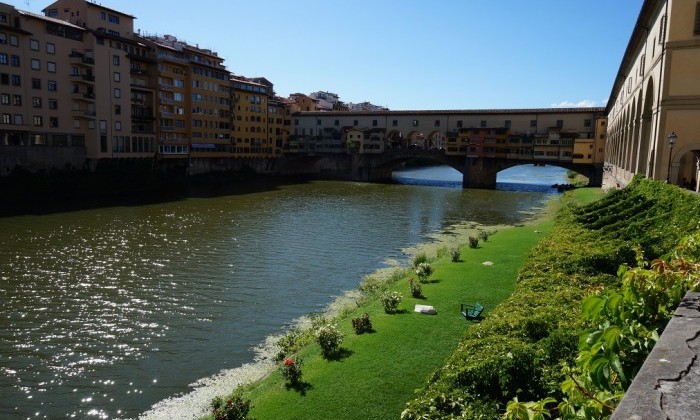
[315,323,344,358]
[281,358,303,386]
[210,393,252,420]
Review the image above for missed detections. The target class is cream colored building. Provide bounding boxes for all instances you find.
[42,0,155,162]
[606,0,700,191]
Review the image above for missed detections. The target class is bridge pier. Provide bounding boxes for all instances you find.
[461,158,499,189]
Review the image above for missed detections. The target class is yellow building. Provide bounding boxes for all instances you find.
[606,0,700,191]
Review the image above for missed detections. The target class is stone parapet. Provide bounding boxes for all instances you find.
[611,291,700,420]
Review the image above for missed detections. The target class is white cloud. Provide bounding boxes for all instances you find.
[550,99,598,108]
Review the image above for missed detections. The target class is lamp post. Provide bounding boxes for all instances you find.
[667,132,677,183]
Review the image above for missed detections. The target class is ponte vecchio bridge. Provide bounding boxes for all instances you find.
[284,107,607,188]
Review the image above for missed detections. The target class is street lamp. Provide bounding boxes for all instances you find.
[667,132,677,183]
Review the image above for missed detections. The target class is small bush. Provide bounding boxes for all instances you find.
[281,358,303,387]
[352,313,373,334]
[436,246,449,259]
[274,328,303,362]
[478,230,490,242]
[315,323,344,358]
[359,274,383,295]
[468,236,479,248]
[408,278,423,298]
[451,248,461,262]
[412,252,429,268]
[211,393,253,420]
[381,291,403,313]
[415,262,433,282]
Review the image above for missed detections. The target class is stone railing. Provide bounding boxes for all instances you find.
[611,291,700,419]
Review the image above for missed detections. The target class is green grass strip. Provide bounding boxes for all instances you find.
[220,203,561,420]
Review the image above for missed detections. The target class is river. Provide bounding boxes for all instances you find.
[0,165,567,419]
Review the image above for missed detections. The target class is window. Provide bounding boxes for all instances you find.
[31,59,40,70]
[584,119,592,127]
[505,120,511,128]
[46,43,55,54]
[1,114,10,124]
[695,4,700,35]
[0,33,5,44]
[412,119,419,126]
[113,72,120,82]
[10,55,19,67]
[48,99,57,110]
[100,11,106,20]
[11,75,20,86]
[556,119,563,128]
[456,120,463,128]
[13,95,21,106]
[334,119,339,126]
[30,39,39,51]
[47,62,56,73]
[480,120,487,127]
[114,88,121,98]
[0,93,8,105]
[49,117,58,127]
[353,119,358,126]
[115,104,121,115]
[115,121,121,131]
[434,120,440,127]
[530,119,537,127]
[48,80,57,91]
[9,35,18,46]
[33,116,42,126]
[0,53,7,65]
[373,120,378,127]
[32,97,41,108]
[108,14,120,24]
[13,114,23,125]
[392,120,398,127]
[74,119,81,129]
[113,55,120,66]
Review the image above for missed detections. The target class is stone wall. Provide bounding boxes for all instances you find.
[611,291,700,419]
[0,146,86,176]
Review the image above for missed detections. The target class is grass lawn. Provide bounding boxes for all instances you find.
[226,207,563,420]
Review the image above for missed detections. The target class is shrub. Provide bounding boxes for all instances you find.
[358,274,383,295]
[315,323,344,358]
[412,252,429,268]
[211,393,253,420]
[352,313,373,334]
[468,236,479,248]
[281,358,303,387]
[274,328,303,362]
[436,246,450,259]
[478,230,490,242]
[415,262,433,282]
[451,248,461,262]
[381,291,403,313]
[408,278,422,298]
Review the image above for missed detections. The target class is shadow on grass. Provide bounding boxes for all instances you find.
[421,278,441,284]
[324,347,354,362]
[285,380,313,396]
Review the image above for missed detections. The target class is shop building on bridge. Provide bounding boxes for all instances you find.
[290,108,607,167]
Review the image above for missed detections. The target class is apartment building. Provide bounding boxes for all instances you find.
[606,0,700,191]
[144,34,232,161]
[1,3,88,156]
[42,0,155,161]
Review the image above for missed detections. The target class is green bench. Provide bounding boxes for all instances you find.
[460,303,484,320]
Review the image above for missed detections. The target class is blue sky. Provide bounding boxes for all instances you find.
[13,0,642,110]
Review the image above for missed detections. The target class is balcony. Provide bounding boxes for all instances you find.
[72,108,96,118]
[160,125,174,132]
[159,83,174,91]
[82,74,95,82]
